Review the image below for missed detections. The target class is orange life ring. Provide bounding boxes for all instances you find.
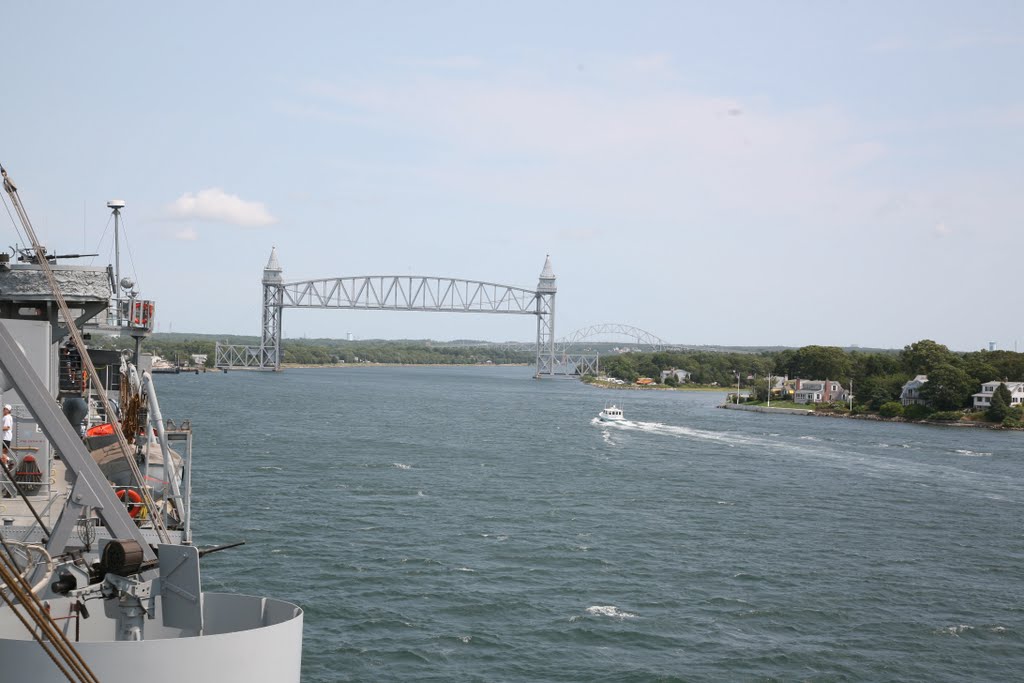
[116,488,143,518]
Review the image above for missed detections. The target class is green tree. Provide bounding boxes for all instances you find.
[1004,405,1024,428]
[987,383,1012,422]
[780,345,852,382]
[850,351,902,379]
[603,355,639,383]
[856,374,907,410]
[961,356,999,388]
[903,403,933,420]
[637,359,661,381]
[901,339,956,375]
[965,350,1024,386]
[879,401,904,418]
[919,363,974,410]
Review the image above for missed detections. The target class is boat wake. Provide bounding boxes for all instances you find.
[592,417,758,447]
[591,416,1024,501]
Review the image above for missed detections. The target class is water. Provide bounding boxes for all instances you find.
[154,367,1024,682]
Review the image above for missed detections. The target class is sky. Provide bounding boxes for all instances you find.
[1,1,1021,351]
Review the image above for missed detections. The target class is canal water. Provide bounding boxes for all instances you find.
[155,366,1023,682]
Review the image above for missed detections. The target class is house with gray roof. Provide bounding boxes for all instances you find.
[900,375,929,406]
[793,378,850,404]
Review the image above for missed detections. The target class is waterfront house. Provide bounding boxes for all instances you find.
[971,380,1024,410]
[793,378,850,404]
[900,375,929,406]
[659,368,691,383]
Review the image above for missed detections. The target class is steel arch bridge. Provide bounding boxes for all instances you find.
[215,249,570,376]
[558,324,667,351]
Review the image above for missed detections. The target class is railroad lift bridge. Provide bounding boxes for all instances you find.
[215,249,597,377]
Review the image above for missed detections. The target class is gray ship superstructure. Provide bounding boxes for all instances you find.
[0,177,302,682]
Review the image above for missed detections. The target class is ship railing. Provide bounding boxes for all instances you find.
[58,350,86,394]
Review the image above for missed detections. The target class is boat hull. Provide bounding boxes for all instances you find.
[0,592,303,682]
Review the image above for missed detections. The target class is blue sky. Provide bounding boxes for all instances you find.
[2,2,1021,350]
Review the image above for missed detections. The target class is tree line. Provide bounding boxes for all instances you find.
[93,334,1023,421]
[600,339,1024,420]
[89,334,534,367]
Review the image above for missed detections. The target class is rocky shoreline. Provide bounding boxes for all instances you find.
[720,402,1020,431]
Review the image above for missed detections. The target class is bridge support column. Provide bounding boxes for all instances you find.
[535,256,556,378]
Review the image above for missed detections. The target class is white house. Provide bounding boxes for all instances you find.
[972,381,1024,410]
[793,378,850,405]
[900,375,929,406]
[659,368,691,383]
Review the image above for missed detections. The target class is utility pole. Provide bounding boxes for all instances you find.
[767,373,772,408]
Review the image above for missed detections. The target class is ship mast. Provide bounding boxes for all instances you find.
[108,199,125,326]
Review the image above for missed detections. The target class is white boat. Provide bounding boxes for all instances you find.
[0,166,303,682]
[598,404,625,422]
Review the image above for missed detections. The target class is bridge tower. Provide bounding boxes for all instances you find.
[260,247,284,370]
[534,256,557,378]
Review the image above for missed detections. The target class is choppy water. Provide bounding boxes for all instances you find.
[154,366,1024,682]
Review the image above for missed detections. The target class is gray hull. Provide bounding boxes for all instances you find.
[0,593,303,682]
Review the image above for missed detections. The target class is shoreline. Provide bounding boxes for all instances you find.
[719,402,1021,431]
[279,362,530,369]
[582,380,727,392]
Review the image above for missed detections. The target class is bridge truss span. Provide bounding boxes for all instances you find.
[281,276,540,315]
[215,250,565,376]
[559,323,667,351]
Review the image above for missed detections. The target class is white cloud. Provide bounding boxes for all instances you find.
[934,222,952,237]
[174,226,199,241]
[167,188,276,227]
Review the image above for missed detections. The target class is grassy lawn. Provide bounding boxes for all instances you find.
[738,399,809,408]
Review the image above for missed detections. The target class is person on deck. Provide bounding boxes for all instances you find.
[0,443,10,488]
[2,404,12,453]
